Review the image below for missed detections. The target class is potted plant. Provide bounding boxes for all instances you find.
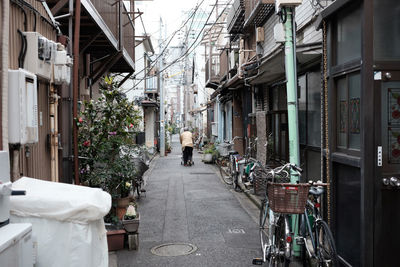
[122,202,140,233]
[77,77,142,225]
[203,143,217,163]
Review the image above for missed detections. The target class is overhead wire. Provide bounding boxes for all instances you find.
[120,0,206,92]
[123,0,231,93]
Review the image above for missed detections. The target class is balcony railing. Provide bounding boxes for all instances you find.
[89,0,135,61]
[122,4,135,62]
[144,76,158,94]
[227,0,245,34]
[219,48,229,80]
[205,56,220,89]
[244,0,275,28]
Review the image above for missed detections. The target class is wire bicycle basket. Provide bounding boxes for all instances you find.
[267,183,310,214]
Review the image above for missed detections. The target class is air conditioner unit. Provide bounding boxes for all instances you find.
[24,32,52,80]
[230,50,238,70]
[274,23,285,43]
[8,69,39,145]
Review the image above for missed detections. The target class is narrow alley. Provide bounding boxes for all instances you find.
[116,135,261,267]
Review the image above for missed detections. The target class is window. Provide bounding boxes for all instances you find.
[299,75,307,145]
[268,84,288,161]
[336,73,361,151]
[335,7,362,65]
[298,71,321,147]
[374,0,400,61]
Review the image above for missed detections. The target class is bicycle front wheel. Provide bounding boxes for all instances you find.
[314,220,337,267]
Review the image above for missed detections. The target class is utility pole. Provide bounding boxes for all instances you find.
[159,18,165,157]
[283,6,301,256]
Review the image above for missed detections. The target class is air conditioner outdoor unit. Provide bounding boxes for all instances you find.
[8,69,39,145]
[230,50,238,70]
[24,32,52,80]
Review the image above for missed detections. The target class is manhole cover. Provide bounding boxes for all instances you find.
[151,243,197,257]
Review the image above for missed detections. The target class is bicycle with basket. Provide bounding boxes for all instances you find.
[253,162,337,266]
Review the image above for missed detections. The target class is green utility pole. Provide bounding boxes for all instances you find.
[283,6,301,256]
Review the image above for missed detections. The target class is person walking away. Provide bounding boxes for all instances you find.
[180,127,193,166]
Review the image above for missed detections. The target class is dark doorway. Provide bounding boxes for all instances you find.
[374,71,400,267]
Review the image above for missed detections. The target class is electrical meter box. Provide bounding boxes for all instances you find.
[8,69,39,145]
[53,47,72,85]
[23,32,52,80]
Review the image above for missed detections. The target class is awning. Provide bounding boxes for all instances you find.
[248,43,322,85]
[141,99,159,107]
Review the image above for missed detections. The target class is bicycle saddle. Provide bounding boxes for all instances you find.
[309,186,324,196]
[228,150,239,155]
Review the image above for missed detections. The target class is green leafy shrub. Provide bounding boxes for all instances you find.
[77,78,142,199]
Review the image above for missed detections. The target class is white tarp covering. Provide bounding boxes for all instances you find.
[10,177,111,267]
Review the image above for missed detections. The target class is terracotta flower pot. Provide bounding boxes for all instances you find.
[107,229,126,251]
[116,196,132,208]
[116,206,126,220]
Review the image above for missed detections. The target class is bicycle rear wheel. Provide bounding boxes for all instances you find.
[272,216,290,267]
[314,220,337,267]
[220,160,233,185]
[260,199,272,263]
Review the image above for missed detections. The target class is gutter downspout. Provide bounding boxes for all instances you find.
[73,0,81,185]
[216,95,222,143]
[49,84,59,182]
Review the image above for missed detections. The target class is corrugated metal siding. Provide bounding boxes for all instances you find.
[0,1,6,150]
[9,0,56,180]
[9,0,57,70]
[90,0,119,42]
[262,1,333,57]
[20,82,51,180]
[262,14,280,56]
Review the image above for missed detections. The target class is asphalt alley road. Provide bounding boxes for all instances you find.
[116,135,261,267]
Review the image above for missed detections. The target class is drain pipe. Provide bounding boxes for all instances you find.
[49,84,59,182]
[73,0,81,185]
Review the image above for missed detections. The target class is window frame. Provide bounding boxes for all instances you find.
[333,71,362,155]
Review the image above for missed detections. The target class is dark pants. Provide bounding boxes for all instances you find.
[183,146,193,165]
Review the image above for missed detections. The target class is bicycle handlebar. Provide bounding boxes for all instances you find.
[223,136,243,144]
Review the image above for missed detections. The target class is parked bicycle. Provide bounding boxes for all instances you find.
[215,136,241,190]
[252,162,337,266]
[122,145,150,198]
[299,181,337,267]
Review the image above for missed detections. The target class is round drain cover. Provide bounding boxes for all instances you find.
[151,243,197,257]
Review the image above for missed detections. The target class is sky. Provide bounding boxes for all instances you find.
[125,0,217,49]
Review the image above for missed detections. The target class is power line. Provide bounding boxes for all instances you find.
[123,0,231,93]
[157,0,230,74]
[121,0,206,92]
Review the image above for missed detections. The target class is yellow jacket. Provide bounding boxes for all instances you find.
[180,131,193,148]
